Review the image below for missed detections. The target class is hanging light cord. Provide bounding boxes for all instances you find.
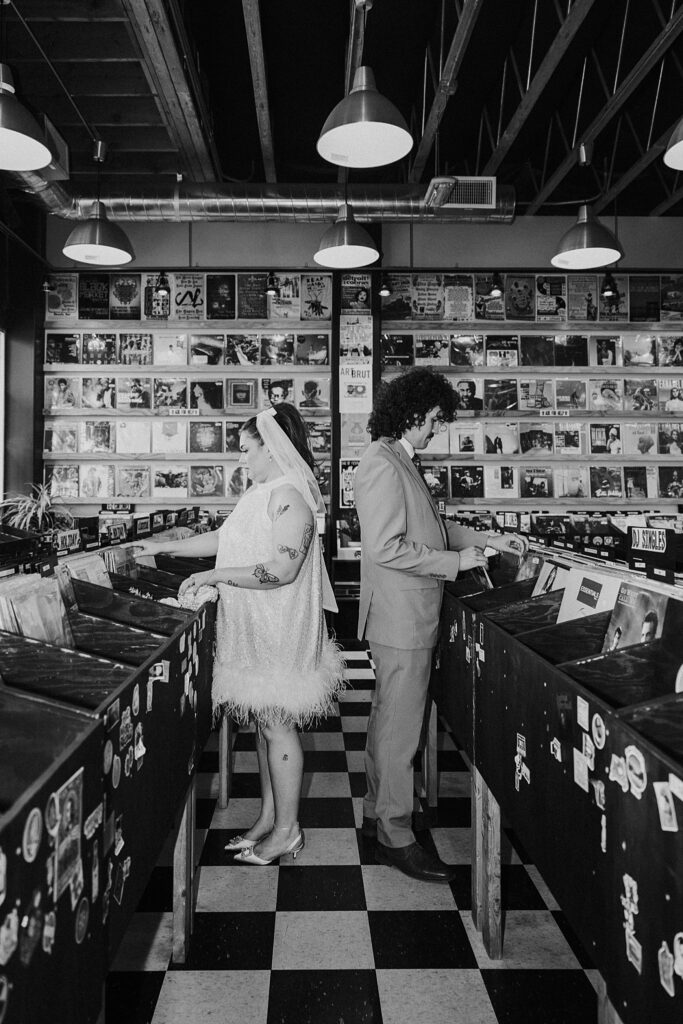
[7,0,100,143]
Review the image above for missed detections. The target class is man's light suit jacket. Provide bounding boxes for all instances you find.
[354,437,485,651]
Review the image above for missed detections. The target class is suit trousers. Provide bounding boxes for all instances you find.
[364,642,434,848]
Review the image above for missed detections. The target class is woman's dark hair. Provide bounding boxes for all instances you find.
[367,367,456,440]
[242,403,316,471]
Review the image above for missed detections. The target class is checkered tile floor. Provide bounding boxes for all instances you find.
[106,643,599,1023]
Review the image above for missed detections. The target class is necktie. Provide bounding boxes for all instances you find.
[411,453,425,478]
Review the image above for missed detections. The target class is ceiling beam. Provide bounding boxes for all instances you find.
[242,0,277,184]
[526,5,683,214]
[593,123,674,214]
[650,182,683,216]
[408,0,484,183]
[119,0,220,181]
[483,0,596,175]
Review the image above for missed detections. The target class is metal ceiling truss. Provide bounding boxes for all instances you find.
[524,0,683,214]
[241,0,277,184]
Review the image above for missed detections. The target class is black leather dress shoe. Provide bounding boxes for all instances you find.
[361,817,377,838]
[375,841,455,882]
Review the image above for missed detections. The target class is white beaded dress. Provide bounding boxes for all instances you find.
[212,476,345,727]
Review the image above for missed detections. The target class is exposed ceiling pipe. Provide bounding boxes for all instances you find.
[5,175,516,222]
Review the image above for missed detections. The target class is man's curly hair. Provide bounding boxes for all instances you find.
[367,367,456,440]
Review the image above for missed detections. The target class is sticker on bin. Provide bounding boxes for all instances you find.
[576,695,589,731]
[149,660,170,682]
[653,781,678,832]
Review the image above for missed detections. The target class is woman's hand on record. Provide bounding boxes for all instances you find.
[178,570,214,598]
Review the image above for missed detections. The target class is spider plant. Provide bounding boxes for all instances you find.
[0,483,74,533]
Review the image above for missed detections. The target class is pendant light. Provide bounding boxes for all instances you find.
[62,140,134,266]
[600,270,618,299]
[488,273,504,299]
[317,65,412,168]
[266,272,279,297]
[0,62,51,170]
[664,115,683,170]
[550,204,623,270]
[314,203,379,269]
[378,276,392,297]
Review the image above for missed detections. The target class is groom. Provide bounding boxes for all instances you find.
[354,367,526,882]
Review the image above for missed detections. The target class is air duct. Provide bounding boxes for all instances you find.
[6,174,516,224]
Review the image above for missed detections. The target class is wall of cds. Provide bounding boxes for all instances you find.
[42,270,333,505]
[375,270,683,507]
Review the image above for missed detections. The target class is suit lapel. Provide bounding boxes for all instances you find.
[389,440,447,545]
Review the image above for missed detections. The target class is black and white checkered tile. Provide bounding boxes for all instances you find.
[107,643,599,1024]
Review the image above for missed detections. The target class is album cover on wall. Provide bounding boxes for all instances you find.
[223,420,243,454]
[152,464,188,498]
[116,419,152,454]
[227,378,258,409]
[505,275,535,320]
[44,420,78,454]
[316,461,331,498]
[153,377,188,409]
[517,377,554,412]
[474,274,505,321]
[588,335,622,366]
[535,275,567,321]
[519,422,554,456]
[206,273,236,319]
[554,421,586,456]
[81,377,116,409]
[305,419,332,455]
[628,275,661,321]
[153,333,188,365]
[449,464,484,498]
[190,465,225,498]
[118,332,153,365]
[622,333,656,366]
[268,274,300,319]
[116,376,152,410]
[519,465,553,498]
[190,334,225,365]
[301,274,332,320]
[449,334,484,366]
[443,274,474,320]
[566,274,598,321]
[589,465,623,499]
[554,334,588,366]
[339,459,360,508]
[45,332,80,364]
[484,421,518,455]
[658,465,683,497]
[449,421,483,455]
[554,378,587,411]
[45,376,80,410]
[623,466,658,499]
[297,377,330,409]
[189,379,224,412]
[623,377,658,412]
[519,335,554,366]
[237,273,268,319]
[79,463,115,499]
[553,465,590,499]
[225,334,260,365]
[294,334,330,365]
[590,422,622,455]
[484,464,518,498]
[82,332,117,364]
[414,334,450,365]
[261,333,295,364]
[226,464,251,498]
[46,464,80,499]
[151,419,187,453]
[483,378,518,413]
[657,422,683,455]
[588,378,623,412]
[452,377,483,413]
[189,421,224,454]
[380,333,414,367]
[658,378,683,413]
[661,275,683,319]
[622,421,657,456]
[79,420,115,454]
[260,378,294,408]
[422,464,449,499]
[116,465,151,499]
[656,335,683,367]
[485,335,519,367]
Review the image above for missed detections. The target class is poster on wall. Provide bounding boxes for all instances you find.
[142,272,171,320]
[598,274,629,321]
[206,273,236,319]
[339,459,360,508]
[268,273,300,318]
[474,273,505,321]
[173,272,205,320]
[444,274,474,321]
[339,363,372,412]
[566,275,598,321]
[109,273,142,319]
[340,315,372,361]
[410,273,445,319]
[237,273,268,319]
[301,273,332,320]
[505,274,535,321]
[535,275,567,321]
[45,273,78,319]
[341,273,371,315]
[340,413,370,455]
[78,274,110,319]
[661,274,683,320]
[380,273,412,319]
[628,275,660,322]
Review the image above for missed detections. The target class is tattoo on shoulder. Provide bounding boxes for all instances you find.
[277,543,299,561]
[253,563,279,584]
[274,504,290,520]
[300,523,314,555]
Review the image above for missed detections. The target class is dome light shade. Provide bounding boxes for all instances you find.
[314,203,379,268]
[551,204,623,270]
[664,115,683,170]
[62,201,134,265]
[488,272,504,299]
[379,277,392,297]
[0,63,51,171]
[317,66,412,168]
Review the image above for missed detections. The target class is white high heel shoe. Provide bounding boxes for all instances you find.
[234,828,305,865]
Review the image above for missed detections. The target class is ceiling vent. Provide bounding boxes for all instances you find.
[40,115,70,182]
[423,176,496,210]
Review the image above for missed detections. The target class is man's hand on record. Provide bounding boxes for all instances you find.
[457,546,489,572]
[487,532,529,559]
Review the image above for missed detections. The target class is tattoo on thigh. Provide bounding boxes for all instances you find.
[277,543,299,560]
[282,754,288,761]
[300,523,313,554]
[253,563,279,584]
